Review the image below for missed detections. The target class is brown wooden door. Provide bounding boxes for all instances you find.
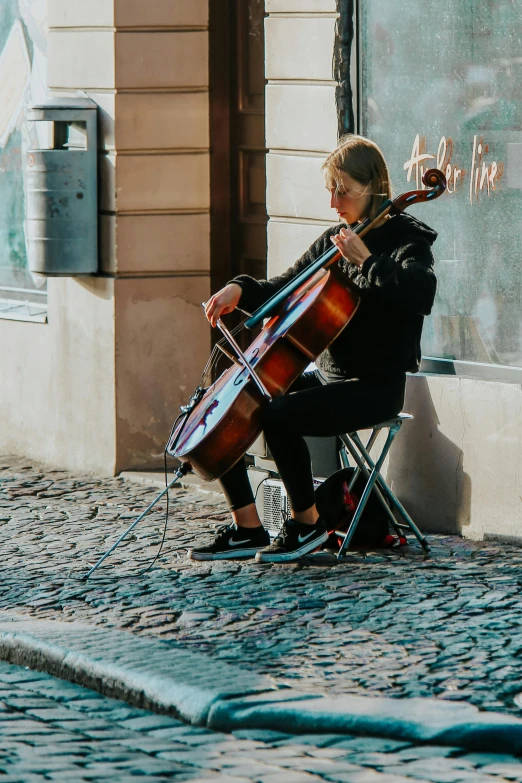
[210,0,268,295]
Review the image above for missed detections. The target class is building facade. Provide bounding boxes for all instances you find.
[1,0,521,543]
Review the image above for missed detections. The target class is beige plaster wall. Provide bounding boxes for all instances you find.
[0,0,211,474]
[113,276,210,471]
[0,279,116,475]
[383,373,522,543]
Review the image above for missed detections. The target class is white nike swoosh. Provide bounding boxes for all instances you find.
[298,530,316,543]
[228,537,252,546]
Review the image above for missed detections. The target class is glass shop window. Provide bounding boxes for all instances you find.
[361,0,522,367]
[0,4,47,302]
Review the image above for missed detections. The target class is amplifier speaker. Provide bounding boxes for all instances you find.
[247,433,341,537]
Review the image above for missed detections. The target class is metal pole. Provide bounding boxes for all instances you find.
[350,431,430,552]
[337,428,397,558]
[339,433,404,540]
[83,465,187,579]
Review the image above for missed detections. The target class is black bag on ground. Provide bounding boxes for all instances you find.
[315,467,390,548]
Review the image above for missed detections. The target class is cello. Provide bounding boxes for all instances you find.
[168,168,446,482]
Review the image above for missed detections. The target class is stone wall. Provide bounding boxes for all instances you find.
[265,0,342,276]
[0,0,211,473]
[383,373,522,543]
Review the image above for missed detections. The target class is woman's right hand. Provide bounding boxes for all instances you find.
[204,283,242,327]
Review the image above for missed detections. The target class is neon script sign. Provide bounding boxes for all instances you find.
[404,134,504,205]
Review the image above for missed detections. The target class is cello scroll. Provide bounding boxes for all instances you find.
[389,168,447,215]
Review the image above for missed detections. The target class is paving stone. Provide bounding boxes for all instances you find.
[254,773,324,782]
[117,714,183,731]
[480,763,522,779]
[277,734,358,748]
[18,732,78,744]
[233,728,291,742]
[24,707,89,721]
[118,737,191,754]
[157,749,226,768]
[148,726,216,740]
[466,752,522,766]
[331,739,413,753]
[284,758,364,774]
[376,767,481,782]
[318,772,430,783]
[183,778,252,783]
[394,748,460,761]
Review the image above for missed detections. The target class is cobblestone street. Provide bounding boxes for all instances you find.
[0,660,522,782]
[2,456,522,780]
[2,457,522,714]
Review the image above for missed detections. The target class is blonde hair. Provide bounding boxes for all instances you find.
[322,134,391,219]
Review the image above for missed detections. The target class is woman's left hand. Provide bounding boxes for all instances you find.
[331,227,372,268]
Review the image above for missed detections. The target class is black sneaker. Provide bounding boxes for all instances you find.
[255,517,329,563]
[188,524,270,561]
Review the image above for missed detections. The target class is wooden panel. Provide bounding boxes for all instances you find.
[235,0,267,279]
[241,222,267,260]
[240,150,267,220]
[238,0,266,112]
[209,0,267,296]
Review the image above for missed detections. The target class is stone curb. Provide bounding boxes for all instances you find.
[1,616,522,755]
[0,617,274,725]
[208,691,522,755]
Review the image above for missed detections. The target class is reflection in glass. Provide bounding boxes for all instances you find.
[361,0,522,367]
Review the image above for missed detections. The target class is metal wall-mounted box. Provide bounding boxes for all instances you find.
[25,97,98,276]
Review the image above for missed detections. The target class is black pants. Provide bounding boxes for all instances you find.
[219,371,406,514]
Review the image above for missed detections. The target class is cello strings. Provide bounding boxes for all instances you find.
[198,319,248,387]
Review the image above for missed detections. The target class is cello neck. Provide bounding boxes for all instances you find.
[244,200,393,329]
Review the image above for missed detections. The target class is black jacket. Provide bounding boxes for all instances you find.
[231,213,438,379]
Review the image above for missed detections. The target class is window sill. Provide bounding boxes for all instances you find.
[0,297,48,324]
[420,356,522,385]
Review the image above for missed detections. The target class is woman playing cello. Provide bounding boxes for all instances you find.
[189,134,438,563]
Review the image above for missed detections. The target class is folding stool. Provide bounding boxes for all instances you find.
[336,414,430,559]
